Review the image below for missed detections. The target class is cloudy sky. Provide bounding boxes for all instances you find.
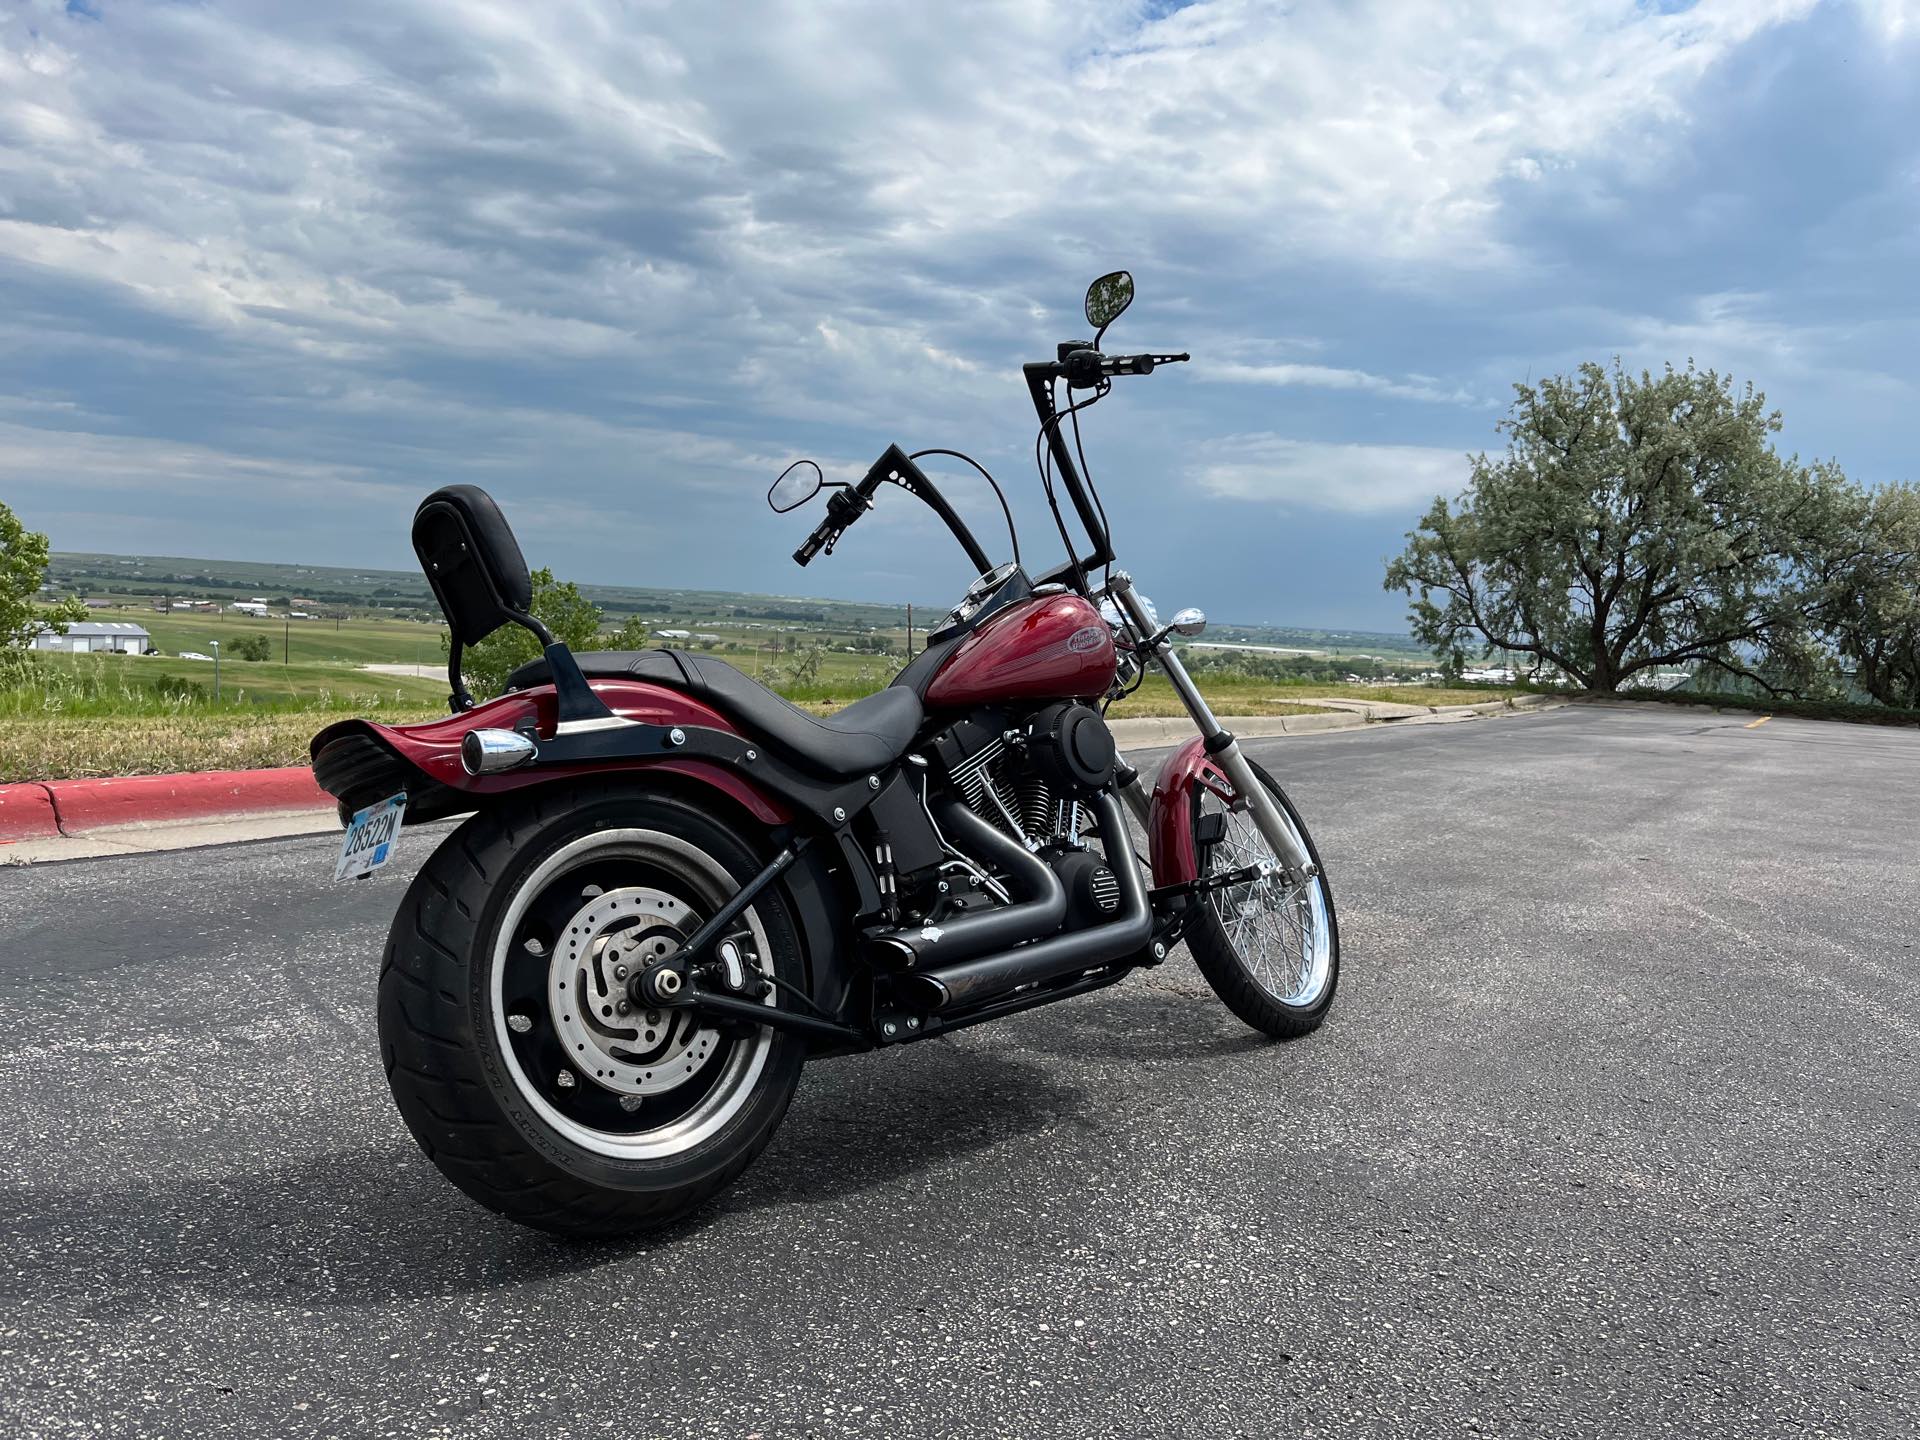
[2,0,1916,629]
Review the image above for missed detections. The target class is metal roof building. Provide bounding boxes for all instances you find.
[30,621,152,655]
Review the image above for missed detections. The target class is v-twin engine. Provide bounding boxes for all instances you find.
[940,701,1119,853]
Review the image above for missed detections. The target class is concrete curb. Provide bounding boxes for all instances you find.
[1106,694,1566,748]
[0,766,330,846]
[0,784,62,842]
[1104,712,1366,747]
[2,809,347,865]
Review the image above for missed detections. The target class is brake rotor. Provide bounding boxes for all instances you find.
[549,886,720,1098]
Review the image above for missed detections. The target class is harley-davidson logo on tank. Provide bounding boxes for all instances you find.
[925,595,1119,706]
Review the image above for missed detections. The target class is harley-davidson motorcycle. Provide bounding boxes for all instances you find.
[311,272,1338,1235]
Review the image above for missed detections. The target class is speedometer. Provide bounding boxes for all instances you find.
[934,562,1025,639]
[963,561,1021,605]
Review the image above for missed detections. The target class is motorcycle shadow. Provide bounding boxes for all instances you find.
[1,1043,1075,1314]
[720,1036,1085,1216]
[1009,973,1279,1065]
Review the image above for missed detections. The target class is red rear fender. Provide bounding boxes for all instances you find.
[310,680,791,825]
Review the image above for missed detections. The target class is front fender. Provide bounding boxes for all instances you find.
[1147,735,1237,886]
[310,680,792,827]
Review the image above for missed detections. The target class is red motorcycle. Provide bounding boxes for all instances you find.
[312,272,1338,1235]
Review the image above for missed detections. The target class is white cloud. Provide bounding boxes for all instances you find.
[0,421,392,502]
[1205,361,1475,405]
[1190,433,1466,513]
[1854,0,1920,40]
[1530,290,1911,398]
[0,0,1836,386]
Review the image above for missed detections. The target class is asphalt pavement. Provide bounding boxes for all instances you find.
[2,702,1916,1438]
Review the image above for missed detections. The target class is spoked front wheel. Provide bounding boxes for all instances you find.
[1185,758,1339,1039]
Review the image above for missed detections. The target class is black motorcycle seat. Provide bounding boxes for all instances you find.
[505,648,922,779]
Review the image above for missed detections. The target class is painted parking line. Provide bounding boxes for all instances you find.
[1745,715,1773,728]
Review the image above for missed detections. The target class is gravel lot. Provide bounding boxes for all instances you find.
[2,701,1915,1438]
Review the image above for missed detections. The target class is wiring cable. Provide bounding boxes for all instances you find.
[907,447,1020,566]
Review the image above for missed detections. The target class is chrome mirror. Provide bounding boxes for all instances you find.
[1084,271,1134,344]
[768,460,823,514]
[1170,607,1207,637]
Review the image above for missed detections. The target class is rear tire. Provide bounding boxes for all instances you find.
[377,782,807,1237]
[1185,759,1340,1039]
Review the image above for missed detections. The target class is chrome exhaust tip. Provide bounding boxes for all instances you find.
[898,972,951,1011]
[461,728,538,776]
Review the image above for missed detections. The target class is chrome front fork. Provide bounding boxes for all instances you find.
[1105,571,1317,883]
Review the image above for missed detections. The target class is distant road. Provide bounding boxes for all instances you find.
[360,661,436,678]
[1184,640,1327,656]
[4,705,1917,1437]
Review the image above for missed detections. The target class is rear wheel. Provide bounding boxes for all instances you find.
[1185,759,1339,1039]
[378,783,807,1236]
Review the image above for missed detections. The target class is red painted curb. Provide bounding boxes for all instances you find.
[42,767,332,834]
[0,783,61,842]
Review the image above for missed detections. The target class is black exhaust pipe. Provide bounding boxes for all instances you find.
[870,799,1067,970]
[901,792,1151,1012]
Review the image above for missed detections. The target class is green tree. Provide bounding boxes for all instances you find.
[1384,361,1851,694]
[1812,481,1920,708]
[229,634,273,662]
[0,499,84,685]
[610,613,651,650]
[448,567,606,699]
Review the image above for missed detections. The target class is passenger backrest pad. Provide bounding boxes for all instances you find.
[411,485,534,646]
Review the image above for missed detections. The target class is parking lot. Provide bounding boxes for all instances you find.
[3,702,1916,1437]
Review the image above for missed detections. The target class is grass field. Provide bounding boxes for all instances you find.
[10,651,450,714]
[0,713,431,783]
[0,652,448,781]
[0,641,1524,781]
[81,605,452,667]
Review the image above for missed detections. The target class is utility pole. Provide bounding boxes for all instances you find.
[284,614,290,665]
[211,640,220,701]
[906,603,913,659]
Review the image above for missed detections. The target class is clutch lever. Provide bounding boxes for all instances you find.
[792,479,878,566]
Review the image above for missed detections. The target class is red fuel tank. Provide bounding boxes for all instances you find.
[924,593,1116,708]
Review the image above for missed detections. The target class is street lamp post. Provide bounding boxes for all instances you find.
[211,640,220,702]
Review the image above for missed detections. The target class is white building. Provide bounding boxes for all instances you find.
[231,602,270,618]
[31,621,152,655]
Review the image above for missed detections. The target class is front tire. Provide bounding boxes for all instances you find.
[377,782,807,1237]
[1185,759,1340,1039]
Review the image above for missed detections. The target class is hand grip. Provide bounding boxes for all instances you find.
[793,526,833,566]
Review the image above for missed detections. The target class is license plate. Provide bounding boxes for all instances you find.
[336,793,406,881]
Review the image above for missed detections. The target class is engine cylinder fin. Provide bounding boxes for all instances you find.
[949,735,1005,822]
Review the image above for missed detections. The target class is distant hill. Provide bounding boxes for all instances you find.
[46,551,1420,655]
[47,551,926,632]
